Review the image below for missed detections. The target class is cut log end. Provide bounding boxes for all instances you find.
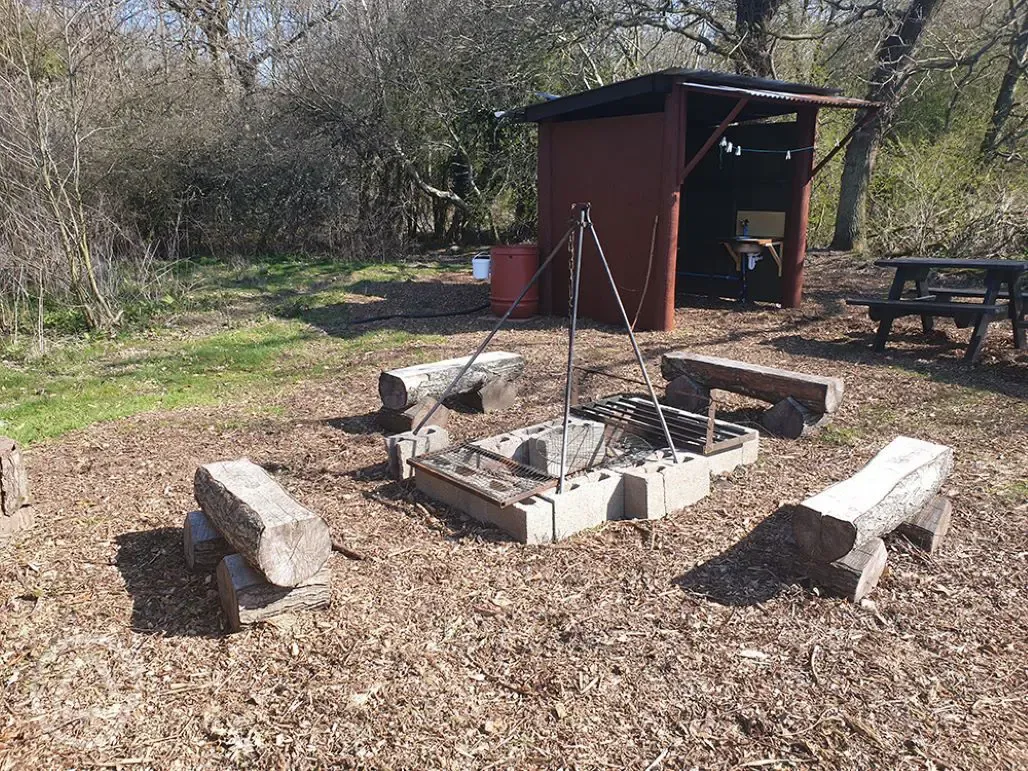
[791,504,858,564]
[377,399,449,433]
[806,537,888,602]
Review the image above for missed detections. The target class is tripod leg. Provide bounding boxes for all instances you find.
[586,217,679,462]
[414,226,575,432]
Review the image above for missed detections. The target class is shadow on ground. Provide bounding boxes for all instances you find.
[115,528,223,638]
[674,508,801,606]
[768,331,1028,400]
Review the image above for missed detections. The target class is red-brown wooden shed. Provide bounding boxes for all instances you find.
[516,69,875,331]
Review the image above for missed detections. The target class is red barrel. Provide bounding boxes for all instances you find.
[490,244,540,318]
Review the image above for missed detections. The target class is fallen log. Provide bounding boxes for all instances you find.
[379,351,524,411]
[0,437,30,518]
[761,397,829,439]
[217,553,331,632]
[806,537,887,602]
[661,352,844,414]
[895,494,952,553]
[183,510,230,571]
[194,459,332,587]
[791,436,953,563]
[377,398,450,434]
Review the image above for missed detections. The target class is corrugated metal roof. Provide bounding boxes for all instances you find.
[681,82,878,109]
[514,68,876,124]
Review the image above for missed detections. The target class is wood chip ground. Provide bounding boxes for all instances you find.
[0,253,1025,768]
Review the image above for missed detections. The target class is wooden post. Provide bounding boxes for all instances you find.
[537,121,554,316]
[782,106,818,309]
[651,84,687,332]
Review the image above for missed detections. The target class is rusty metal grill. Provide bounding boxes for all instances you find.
[408,443,558,507]
[573,394,749,456]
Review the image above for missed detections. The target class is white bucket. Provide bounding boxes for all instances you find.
[472,254,491,280]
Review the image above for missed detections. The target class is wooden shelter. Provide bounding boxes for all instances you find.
[516,69,876,331]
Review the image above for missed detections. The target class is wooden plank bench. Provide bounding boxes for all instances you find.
[846,297,1008,330]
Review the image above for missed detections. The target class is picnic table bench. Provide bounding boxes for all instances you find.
[846,258,1027,363]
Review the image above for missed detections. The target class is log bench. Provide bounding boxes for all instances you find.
[793,436,954,602]
[661,351,844,439]
[378,351,524,425]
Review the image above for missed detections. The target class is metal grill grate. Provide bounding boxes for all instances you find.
[573,394,749,456]
[408,443,558,507]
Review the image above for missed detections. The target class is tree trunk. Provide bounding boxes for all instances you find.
[831,0,947,251]
[981,8,1028,157]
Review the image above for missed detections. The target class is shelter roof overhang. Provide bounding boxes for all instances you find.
[514,68,879,125]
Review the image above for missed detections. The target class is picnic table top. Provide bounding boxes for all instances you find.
[875,257,1028,271]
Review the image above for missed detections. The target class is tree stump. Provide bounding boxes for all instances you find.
[0,438,32,541]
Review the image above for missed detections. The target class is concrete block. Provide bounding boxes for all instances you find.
[414,470,553,544]
[542,468,624,541]
[741,432,760,464]
[526,418,607,477]
[469,432,528,463]
[385,426,450,480]
[705,445,744,475]
[623,452,710,519]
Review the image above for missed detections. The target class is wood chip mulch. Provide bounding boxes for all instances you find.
[1,253,1026,769]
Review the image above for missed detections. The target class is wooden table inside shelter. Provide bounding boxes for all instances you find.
[846,257,1028,363]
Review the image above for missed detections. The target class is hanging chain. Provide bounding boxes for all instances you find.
[567,211,576,320]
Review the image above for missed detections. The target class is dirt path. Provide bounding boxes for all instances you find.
[2,255,1026,769]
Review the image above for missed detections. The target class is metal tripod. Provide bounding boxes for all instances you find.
[414,203,678,494]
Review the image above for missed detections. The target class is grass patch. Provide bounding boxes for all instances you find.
[820,425,861,447]
[0,254,455,444]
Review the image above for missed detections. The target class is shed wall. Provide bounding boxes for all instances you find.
[538,112,670,330]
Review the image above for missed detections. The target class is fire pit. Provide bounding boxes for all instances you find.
[410,394,759,543]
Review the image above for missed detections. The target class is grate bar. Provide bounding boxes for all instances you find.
[408,442,558,507]
[573,394,750,456]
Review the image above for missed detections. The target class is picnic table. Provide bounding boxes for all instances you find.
[846,257,1028,363]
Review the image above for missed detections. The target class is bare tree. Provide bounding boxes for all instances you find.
[981,0,1028,158]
